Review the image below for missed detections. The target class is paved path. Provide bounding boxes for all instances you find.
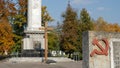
[0,61,82,68]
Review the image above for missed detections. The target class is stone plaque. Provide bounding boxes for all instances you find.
[113,42,120,68]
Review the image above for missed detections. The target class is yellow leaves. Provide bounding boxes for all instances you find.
[8,3,16,11]
[18,0,27,13]
[0,0,16,21]
[0,21,14,55]
[63,40,76,51]
[94,17,120,32]
[106,23,120,32]
[42,6,54,23]
[19,0,27,6]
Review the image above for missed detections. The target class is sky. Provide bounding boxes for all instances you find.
[42,0,120,26]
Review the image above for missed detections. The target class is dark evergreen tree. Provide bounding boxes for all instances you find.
[60,3,79,57]
[78,8,94,58]
[80,8,94,31]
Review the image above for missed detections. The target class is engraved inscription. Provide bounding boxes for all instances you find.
[113,42,120,68]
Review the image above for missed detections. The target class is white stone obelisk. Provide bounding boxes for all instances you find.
[27,0,41,31]
[23,0,44,51]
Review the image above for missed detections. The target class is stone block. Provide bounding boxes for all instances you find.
[82,31,120,68]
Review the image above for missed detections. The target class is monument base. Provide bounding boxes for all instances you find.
[21,49,44,57]
[23,29,45,57]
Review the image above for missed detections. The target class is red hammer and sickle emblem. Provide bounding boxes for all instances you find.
[90,38,109,57]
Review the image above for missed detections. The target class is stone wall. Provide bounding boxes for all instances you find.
[82,31,120,68]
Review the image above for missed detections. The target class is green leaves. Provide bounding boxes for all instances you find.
[42,6,53,25]
[60,6,94,58]
[48,31,59,50]
[80,8,94,31]
[13,14,26,27]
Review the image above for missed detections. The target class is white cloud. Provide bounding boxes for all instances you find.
[72,0,98,5]
[97,7,105,11]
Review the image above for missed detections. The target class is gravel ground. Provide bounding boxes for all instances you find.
[0,61,82,68]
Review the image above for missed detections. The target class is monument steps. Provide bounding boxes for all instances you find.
[7,57,74,63]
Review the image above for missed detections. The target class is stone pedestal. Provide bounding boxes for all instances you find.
[82,31,120,68]
[23,31,45,50]
[23,37,33,50]
[23,30,44,57]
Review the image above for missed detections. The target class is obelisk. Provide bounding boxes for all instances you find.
[27,0,41,30]
[23,0,44,55]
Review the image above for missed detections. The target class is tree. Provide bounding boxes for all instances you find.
[60,3,79,57]
[48,31,59,50]
[42,6,53,25]
[47,22,62,53]
[55,22,62,50]
[0,22,14,55]
[0,0,16,21]
[80,8,94,31]
[94,17,107,31]
[11,0,27,53]
[94,17,120,32]
[78,8,94,57]
[0,0,15,55]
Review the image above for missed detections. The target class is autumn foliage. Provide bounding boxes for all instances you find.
[0,0,15,55]
[0,21,14,55]
[94,17,120,32]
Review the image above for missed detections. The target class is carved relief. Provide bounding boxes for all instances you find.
[90,38,109,57]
